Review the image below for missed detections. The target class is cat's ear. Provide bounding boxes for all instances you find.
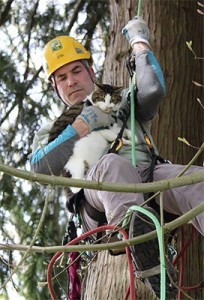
[94,82,104,91]
[86,92,94,105]
[94,83,124,94]
[112,86,124,92]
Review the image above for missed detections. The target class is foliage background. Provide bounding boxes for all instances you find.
[0,0,109,299]
[0,0,203,299]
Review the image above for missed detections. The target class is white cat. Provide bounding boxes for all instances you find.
[64,84,135,193]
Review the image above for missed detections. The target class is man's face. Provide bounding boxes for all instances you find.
[53,61,95,106]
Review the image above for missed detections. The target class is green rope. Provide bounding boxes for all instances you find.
[130,76,136,167]
[122,206,166,300]
[137,0,143,16]
[129,0,143,167]
[127,2,167,299]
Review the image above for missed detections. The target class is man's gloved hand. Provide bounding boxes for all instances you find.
[122,16,150,47]
[76,106,115,132]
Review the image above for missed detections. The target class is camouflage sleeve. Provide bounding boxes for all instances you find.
[135,49,166,121]
[30,123,80,176]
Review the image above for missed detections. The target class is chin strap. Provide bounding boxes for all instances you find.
[81,59,95,83]
[50,74,68,106]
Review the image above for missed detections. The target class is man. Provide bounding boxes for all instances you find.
[31,17,204,298]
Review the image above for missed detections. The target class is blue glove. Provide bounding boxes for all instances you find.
[122,16,150,47]
[76,106,115,132]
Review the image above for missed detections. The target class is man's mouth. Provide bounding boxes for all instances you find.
[69,89,82,97]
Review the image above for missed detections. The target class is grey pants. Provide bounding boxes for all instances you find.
[81,154,204,236]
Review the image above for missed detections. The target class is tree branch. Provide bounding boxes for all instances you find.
[0,0,14,26]
[0,200,203,254]
[0,162,203,193]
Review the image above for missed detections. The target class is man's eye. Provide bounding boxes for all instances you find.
[59,76,66,82]
[73,68,81,74]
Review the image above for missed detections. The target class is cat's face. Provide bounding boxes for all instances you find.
[87,84,123,113]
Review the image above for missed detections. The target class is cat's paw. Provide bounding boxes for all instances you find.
[122,138,132,145]
[124,129,138,144]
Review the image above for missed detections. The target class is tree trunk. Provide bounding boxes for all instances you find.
[82,251,158,300]
[104,0,203,165]
[84,0,203,299]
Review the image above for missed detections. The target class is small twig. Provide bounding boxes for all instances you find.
[0,186,53,290]
[197,1,204,15]
[142,142,204,208]
[176,142,204,177]
[198,1,204,7]
[186,41,204,60]
[177,137,199,149]
[192,80,204,88]
[197,98,204,110]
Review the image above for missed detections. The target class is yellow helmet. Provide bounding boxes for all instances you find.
[42,36,91,80]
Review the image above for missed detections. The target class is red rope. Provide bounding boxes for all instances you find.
[176,226,185,300]
[173,225,196,266]
[179,282,204,292]
[173,225,200,299]
[47,225,135,300]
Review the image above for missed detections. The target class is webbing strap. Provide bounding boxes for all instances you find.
[84,197,107,225]
[108,110,130,154]
[71,188,107,225]
[83,191,107,241]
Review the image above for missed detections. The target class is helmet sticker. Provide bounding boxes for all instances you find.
[75,47,83,54]
[50,40,63,52]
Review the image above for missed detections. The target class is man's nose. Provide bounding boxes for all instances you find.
[67,75,76,86]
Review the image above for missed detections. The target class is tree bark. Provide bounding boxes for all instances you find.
[82,251,158,300]
[103,0,203,165]
[84,1,204,299]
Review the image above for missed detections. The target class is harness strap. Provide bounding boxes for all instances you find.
[108,123,125,153]
[84,196,107,225]
[69,189,107,224]
[138,122,179,223]
[108,111,129,154]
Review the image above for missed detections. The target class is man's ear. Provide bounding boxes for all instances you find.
[50,76,56,91]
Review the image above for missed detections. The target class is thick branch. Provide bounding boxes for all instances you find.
[0,200,203,253]
[0,162,203,193]
[0,0,14,26]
